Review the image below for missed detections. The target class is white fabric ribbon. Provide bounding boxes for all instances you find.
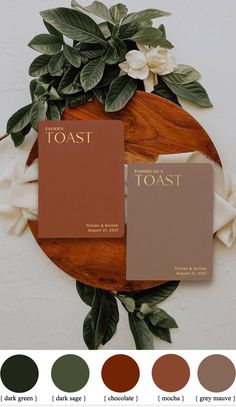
[0,152,236,246]
[0,160,38,235]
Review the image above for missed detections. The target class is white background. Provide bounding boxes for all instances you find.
[0,0,236,350]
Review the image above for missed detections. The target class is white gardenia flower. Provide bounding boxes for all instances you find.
[119,44,178,93]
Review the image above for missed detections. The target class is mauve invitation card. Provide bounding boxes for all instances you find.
[38,120,124,238]
[126,163,213,281]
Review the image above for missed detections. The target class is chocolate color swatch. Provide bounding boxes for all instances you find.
[51,354,89,392]
[198,354,235,392]
[0,355,39,393]
[102,354,140,392]
[152,354,190,392]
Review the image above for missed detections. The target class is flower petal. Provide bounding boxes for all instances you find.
[126,50,147,70]
[143,71,156,93]
[128,65,149,80]
[119,61,130,74]
[137,43,149,54]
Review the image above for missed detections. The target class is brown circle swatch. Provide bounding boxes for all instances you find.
[152,354,190,392]
[198,354,235,392]
[101,355,140,392]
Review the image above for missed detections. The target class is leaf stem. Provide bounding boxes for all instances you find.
[0,133,9,141]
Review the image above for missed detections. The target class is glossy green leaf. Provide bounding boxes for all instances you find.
[72,0,114,24]
[30,99,48,131]
[93,87,109,104]
[83,311,95,349]
[11,124,32,147]
[147,321,172,343]
[44,20,63,39]
[81,58,105,92]
[66,91,92,107]
[122,8,171,25]
[40,8,107,45]
[101,293,119,345]
[30,79,37,102]
[129,313,154,349]
[7,104,33,134]
[117,295,136,312]
[109,3,128,24]
[162,79,213,107]
[105,75,137,112]
[132,281,180,307]
[153,78,181,106]
[163,64,201,84]
[48,51,66,74]
[130,27,173,48]
[63,44,82,68]
[147,307,178,328]
[29,54,51,77]
[58,67,79,93]
[76,281,95,306]
[28,34,63,55]
[46,103,61,120]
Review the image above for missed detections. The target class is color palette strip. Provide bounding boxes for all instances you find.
[0,351,235,406]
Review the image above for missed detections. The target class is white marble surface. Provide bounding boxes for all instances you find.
[0,0,236,349]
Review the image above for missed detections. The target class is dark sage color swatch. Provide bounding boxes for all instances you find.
[102,354,140,392]
[0,355,39,393]
[198,354,236,392]
[51,354,89,392]
[152,354,190,392]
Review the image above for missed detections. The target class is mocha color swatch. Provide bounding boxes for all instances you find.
[152,354,190,392]
[101,354,140,392]
[51,354,89,392]
[127,163,213,281]
[38,120,124,238]
[0,355,39,393]
[198,354,235,392]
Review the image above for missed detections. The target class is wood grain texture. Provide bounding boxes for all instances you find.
[28,91,221,291]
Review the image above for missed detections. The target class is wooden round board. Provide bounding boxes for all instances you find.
[28,91,221,292]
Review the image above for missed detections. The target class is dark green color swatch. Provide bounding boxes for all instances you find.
[0,354,39,393]
[51,354,89,392]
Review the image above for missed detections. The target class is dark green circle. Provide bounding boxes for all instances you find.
[51,355,89,392]
[1,355,39,393]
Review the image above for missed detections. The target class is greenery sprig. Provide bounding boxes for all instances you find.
[1,1,212,146]
[76,281,179,349]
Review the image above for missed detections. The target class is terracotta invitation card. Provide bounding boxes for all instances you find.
[38,120,124,238]
[126,163,213,281]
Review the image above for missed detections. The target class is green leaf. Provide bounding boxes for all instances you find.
[29,54,51,77]
[83,311,95,349]
[105,37,127,64]
[105,75,137,112]
[80,48,105,60]
[99,22,111,39]
[132,281,180,307]
[48,51,66,74]
[101,293,119,345]
[40,8,107,45]
[109,3,128,24]
[76,281,95,306]
[63,44,82,68]
[129,27,173,48]
[117,295,136,312]
[7,104,33,134]
[44,20,63,40]
[153,78,181,106]
[163,64,201,84]
[72,0,114,24]
[46,103,61,120]
[128,313,154,349]
[66,91,92,108]
[30,99,48,131]
[81,58,105,92]
[122,8,171,25]
[162,79,213,107]
[11,123,32,147]
[61,80,82,95]
[28,34,63,55]
[97,66,120,88]
[93,87,108,104]
[58,67,79,93]
[147,321,172,343]
[147,307,178,328]
[30,80,37,102]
